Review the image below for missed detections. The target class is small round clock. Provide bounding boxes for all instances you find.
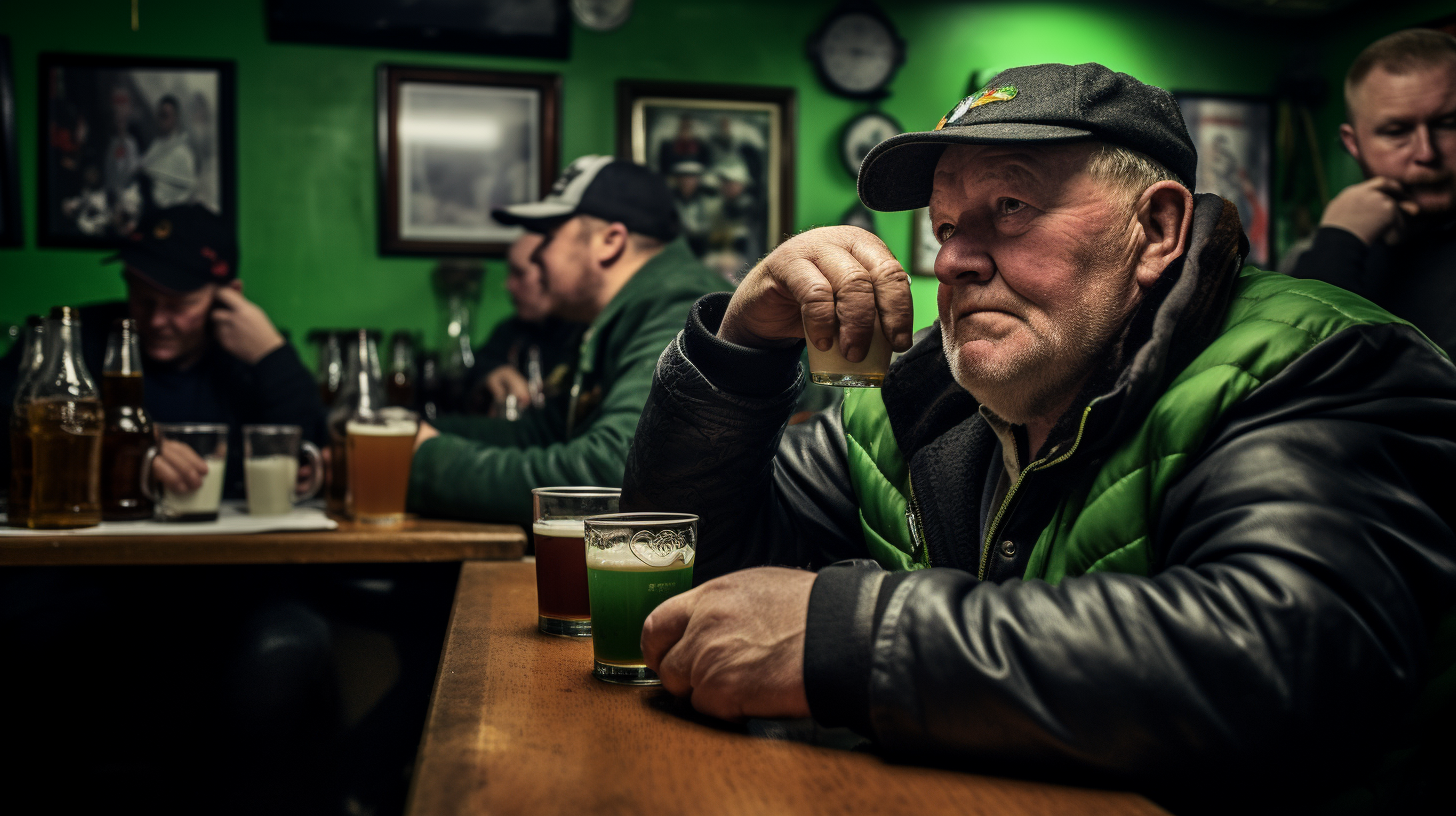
[840,110,902,177]
[570,0,634,32]
[807,3,906,99]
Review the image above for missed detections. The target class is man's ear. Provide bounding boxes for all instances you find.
[594,221,629,267]
[1339,122,1361,162]
[1133,181,1194,290]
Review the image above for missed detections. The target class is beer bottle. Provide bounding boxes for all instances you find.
[311,329,344,408]
[386,330,417,409]
[8,316,45,527]
[28,306,103,529]
[325,329,383,518]
[100,319,154,520]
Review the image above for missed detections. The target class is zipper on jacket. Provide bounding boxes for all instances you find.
[976,405,1094,580]
[906,474,929,566]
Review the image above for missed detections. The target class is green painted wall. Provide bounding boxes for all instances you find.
[0,0,1393,365]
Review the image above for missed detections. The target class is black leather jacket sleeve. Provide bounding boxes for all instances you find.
[621,293,867,581]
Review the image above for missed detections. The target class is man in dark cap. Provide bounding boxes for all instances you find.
[622,63,1456,813]
[408,155,729,523]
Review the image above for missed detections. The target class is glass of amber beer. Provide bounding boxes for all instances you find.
[531,486,620,637]
[584,512,697,685]
[803,314,892,388]
[346,407,418,524]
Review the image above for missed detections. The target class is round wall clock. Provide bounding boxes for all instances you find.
[840,110,902,177]
[841,201,877,235]
[570,0,634,32]
[807,2,906,99]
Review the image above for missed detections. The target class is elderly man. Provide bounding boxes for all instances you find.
[409,155,729,523]
[1287,28,1456,356]
[623,63,1456,812]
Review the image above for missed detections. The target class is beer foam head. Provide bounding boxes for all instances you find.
[346,417,419,436]
[532,518,585,538]
[586,546,694,570]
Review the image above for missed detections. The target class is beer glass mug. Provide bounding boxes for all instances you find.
[530,486,620,637]
[243,425,324,516]
[345,406,418,524]
[803,314,892,388]
[584,512,697,685]
[141,423,228,522]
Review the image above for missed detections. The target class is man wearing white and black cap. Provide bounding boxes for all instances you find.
[408,155,729,524]
[620,63,1456,812]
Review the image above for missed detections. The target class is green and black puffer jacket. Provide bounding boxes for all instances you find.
[622,196,1456,812]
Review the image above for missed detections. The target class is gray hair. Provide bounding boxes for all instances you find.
[1086,142,1183,205]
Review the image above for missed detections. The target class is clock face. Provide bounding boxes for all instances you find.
[571,0,633,32]
[841,111,902,177]
[818,12,900,96]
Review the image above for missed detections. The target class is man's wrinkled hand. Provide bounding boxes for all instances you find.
[486,365,531,406]
[640,567,816,722]
[720,226,913,363]
[211,285,286,365]
[1320,176,1421,246]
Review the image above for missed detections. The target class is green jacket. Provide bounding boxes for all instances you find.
[409,239,728,524]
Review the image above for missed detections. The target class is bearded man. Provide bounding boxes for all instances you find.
[622,63,1456,814]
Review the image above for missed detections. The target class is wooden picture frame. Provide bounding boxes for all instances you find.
[267,0,571,60]
[37,52,236,249]
[617,80,796,280]
[378,65,561,257]
[0,36,21,248]
[1175,93,1275,268]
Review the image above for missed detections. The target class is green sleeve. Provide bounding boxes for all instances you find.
[406,291,696,525]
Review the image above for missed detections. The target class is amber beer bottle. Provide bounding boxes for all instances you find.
[100,319,154,520]
[8,316,45,527]
[325,329,384,518]
[386,330,417,409]
[28,306,103,529]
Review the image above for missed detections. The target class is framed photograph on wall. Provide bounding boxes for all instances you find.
[1176,93,1274,267]
[0,36,21,248]
[617,80,796,281]
[268,0,571,59]
[37,53,235,248]
[378,65,560,256]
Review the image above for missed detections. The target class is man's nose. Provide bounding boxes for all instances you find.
[933,234,995,287]
[1412,124,1438,164]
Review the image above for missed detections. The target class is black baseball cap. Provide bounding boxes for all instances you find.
[492,155,681,242]
[105,204,238,293]
[858,62,1197,212]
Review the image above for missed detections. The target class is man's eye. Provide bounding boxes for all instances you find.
[936,223,955,243]
[1378,125,1412,137]
[998,198,1026,214]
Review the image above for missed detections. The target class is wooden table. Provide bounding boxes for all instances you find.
[0,515,525,566]
[408,561,1171,816]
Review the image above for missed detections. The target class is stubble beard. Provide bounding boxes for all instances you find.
[944,228,1139,426]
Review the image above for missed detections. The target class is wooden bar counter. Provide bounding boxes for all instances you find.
[408,560,1171,816]
[0,514,525,566]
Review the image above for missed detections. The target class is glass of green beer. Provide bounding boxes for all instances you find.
[584,512,697,685]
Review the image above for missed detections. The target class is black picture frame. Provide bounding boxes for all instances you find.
[37,52,236,249]
[378,65,561,257]
[267,0,572,60]
[0,36,22,248]
[617,80,796,281]
[1175,93,1275,268]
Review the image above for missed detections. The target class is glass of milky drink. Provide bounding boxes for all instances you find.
[345,407,419,525]
[584,512,697,685]
[243,425,323,516]
[143,423,229,522]
[803,313,892,388]
[530,486,620,638]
